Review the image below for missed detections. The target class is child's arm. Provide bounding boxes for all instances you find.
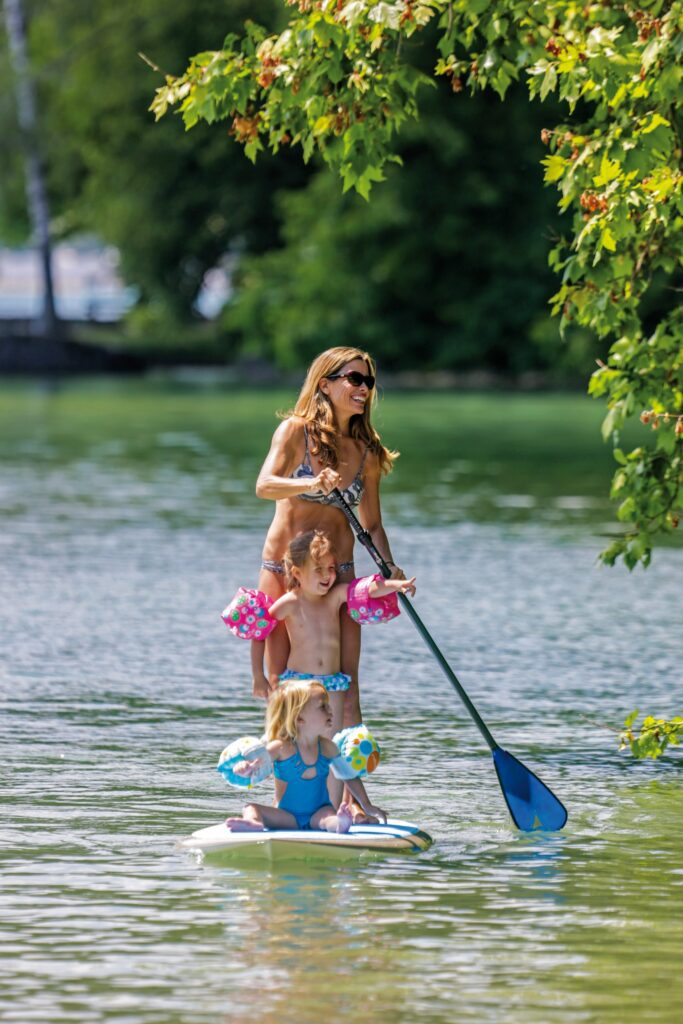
[331,581,352,611]
[321,737,387,823]
[344,777,387,823]
[368,575,416,598]
[232,739,285,779]
[269,592,297,621]
[250,640,271,700]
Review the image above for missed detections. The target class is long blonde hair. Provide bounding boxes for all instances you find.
[265,680,328,742]
[283,346,398,474]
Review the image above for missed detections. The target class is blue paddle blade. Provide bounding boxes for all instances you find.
[493,748,568,832]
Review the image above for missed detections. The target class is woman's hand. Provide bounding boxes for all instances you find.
[310,467,341,495]
[385,561,406,581]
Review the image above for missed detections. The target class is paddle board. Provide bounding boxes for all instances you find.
[179,818,433,861]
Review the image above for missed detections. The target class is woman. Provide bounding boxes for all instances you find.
[252,346,406,727]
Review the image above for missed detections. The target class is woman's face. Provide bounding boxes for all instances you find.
[320,358,373,419]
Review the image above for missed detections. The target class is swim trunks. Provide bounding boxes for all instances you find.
[279,667,351,693]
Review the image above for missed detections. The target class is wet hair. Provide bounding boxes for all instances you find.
[265,679,329,742]
[283,529,336,591]
[282,346,398,475]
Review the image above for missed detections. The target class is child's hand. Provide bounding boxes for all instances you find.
[252,672,271,701]
[365,803,388,824]
[388,576,416,597]
[233,757,262,778]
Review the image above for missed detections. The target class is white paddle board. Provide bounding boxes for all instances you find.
[179,818,433,861]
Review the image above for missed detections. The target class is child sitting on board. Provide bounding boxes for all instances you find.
[220,679,386,833]
[222,528,416,737]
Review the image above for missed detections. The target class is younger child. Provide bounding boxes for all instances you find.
[225,679,386,833]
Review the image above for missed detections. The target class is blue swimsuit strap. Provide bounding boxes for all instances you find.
[273,740,331,781]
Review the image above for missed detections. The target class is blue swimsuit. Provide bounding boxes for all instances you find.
[273,741,334,829]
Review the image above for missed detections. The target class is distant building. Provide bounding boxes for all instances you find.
[0,239,233,322]
[0,239,138,322]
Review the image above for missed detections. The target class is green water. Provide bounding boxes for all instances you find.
[1,378,681,1024]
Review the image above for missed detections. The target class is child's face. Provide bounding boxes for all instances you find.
[294,554,337,596]
[297,689,333,735]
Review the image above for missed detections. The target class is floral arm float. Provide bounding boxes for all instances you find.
[221,574,400,640]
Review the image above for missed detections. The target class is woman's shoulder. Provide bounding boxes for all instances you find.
[272,416,306,443]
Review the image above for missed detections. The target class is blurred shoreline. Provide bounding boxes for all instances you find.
[0,319,586,388]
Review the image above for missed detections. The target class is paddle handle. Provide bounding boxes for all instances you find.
[332,489,498,752]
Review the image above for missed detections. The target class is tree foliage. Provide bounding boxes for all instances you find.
[153,0,682,569]
[0,0,309,318]
[620,709,683,758]
[224,81,573,373]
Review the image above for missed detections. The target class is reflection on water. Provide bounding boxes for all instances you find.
[1,380,681,1024]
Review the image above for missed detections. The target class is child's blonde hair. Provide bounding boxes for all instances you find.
[284,529,336,591]
[265,680,328,742]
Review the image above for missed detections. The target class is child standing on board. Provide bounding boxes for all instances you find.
[223,529,416,736]
[224,679,387,833]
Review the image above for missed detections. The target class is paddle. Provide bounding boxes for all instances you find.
[332,488,568,832]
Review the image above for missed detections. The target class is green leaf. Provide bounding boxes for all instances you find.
[539,64,557,101]
[593,154,621,187]
[601,226,617,252]
[640,113,670,135]
[602,406,622,442]
[624,709,639,728]
[542,155,567,183]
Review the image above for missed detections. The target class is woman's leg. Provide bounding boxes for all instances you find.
[226,802,298,832]
[328,691,344,737]
[254,567,289,698]
[340,611,362,726]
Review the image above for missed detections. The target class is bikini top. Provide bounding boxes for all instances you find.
[291,426,368,509]
[272,741,332,784]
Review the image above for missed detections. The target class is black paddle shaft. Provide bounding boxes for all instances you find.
[332,488,498,752]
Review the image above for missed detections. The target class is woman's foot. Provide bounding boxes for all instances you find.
[225,817,265,832]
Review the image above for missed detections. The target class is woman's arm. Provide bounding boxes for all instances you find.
[255,419,341,501]
[358,454,406,580]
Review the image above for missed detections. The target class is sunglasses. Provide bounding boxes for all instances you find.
[326,371,376,390]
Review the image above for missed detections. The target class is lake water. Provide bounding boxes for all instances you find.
[1,379,681,1023]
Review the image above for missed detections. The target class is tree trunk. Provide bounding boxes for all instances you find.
[3,0,58,338]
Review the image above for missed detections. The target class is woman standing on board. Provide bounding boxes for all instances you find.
[252,346,406,726]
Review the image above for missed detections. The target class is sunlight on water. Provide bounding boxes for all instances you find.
[1,380,681,1024]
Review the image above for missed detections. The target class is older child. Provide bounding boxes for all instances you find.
[224,529,416,736]
[225,679,386,833]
